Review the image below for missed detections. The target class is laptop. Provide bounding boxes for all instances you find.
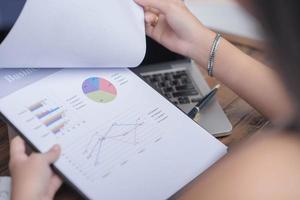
[133,37,232,136]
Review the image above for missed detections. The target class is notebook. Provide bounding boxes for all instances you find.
[0,68,226,200]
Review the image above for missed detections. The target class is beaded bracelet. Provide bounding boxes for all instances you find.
[208,33,222,77]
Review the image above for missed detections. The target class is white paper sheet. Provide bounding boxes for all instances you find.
[0,68,227,200]
[0,177,11,200]
[0,0,146,68]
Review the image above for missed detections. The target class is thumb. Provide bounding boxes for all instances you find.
[44,144,61,164]
[10,136,28,162]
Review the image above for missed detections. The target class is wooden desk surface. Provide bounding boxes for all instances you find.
[0,40,269,199]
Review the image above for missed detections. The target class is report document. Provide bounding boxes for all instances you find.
[0,68,226,200]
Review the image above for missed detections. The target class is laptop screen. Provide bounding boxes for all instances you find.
[140,37,186,66]
[0,0,26,43]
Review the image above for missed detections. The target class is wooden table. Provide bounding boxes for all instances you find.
[0,36,270,199]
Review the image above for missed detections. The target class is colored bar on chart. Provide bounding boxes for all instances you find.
[44,112,64,127]
[52,123,65,134]
[36,107,60,119]
[28,101,44,112]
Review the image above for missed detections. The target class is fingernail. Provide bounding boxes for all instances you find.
[52,144,60,151]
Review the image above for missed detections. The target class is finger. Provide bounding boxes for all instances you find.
[47,174,63,199]
[10,136,27,162]
[44,144,61,164]
[145,11,159,25]
[146,14,167,41]
[134,0,169,14]
[145,23,156,37]
[144,6,160,15]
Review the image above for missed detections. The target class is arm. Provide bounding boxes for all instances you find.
[191,32,294,123]
[135,0,294,123]
[176,130,300,200]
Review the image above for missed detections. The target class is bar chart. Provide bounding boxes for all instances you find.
[27,99,67,135]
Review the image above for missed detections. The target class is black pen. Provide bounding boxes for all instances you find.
[187,84,220,119]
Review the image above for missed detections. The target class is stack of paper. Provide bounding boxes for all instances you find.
[0,68,227,199]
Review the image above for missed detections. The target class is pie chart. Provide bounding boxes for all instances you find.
[82,77,117,103]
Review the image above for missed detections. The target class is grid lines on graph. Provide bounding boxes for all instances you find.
[60,107,165,181]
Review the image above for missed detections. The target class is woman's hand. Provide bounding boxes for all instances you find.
[9,136,62,200]
[134,0,216,66]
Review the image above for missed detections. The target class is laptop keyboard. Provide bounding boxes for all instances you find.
[141,69,202,105]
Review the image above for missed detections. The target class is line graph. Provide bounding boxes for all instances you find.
[58,107,167,181]
[84,118,145,166]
